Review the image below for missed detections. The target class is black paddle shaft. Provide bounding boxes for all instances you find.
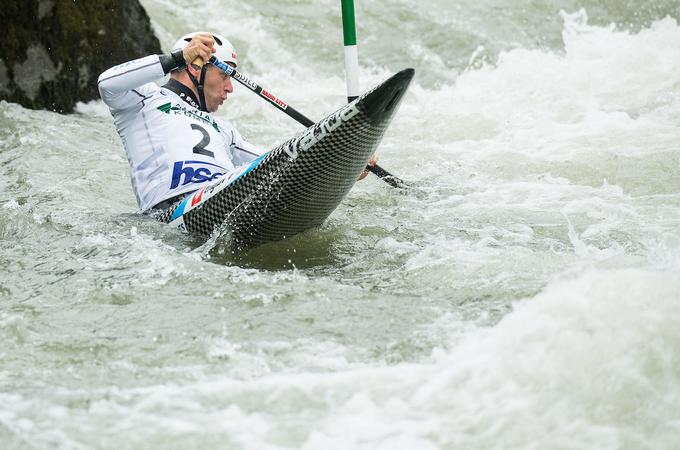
[230,69,409,189]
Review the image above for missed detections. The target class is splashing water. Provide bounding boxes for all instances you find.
[1,2,680,448]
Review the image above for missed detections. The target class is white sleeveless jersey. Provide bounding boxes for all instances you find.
[98,55,265,211]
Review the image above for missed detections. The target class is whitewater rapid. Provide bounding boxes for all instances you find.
[1,2,680,448]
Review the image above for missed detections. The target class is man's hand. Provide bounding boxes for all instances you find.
[183,33,217,66]
[358,153,379,180]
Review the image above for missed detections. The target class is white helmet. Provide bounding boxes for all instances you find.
[172,31,238,67]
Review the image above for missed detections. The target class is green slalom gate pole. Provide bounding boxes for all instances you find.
[340,0,410,189]
[341,0,360,102]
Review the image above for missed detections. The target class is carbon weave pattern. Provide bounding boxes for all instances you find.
[159,70,411,250]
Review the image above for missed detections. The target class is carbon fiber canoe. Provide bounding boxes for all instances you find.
[159,68,415,250]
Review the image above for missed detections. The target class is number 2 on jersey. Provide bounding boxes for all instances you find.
[190,124,214,158]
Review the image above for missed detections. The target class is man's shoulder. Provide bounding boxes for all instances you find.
[131,81,162,97]
[158,83,202,110]
[139,84,189,110]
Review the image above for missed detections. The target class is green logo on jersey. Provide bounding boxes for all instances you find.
[157,102,220,132]
[158,102,173,113]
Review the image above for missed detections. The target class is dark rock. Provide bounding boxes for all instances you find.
[0,0,161,113]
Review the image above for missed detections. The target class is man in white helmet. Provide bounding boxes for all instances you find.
[98,32,264,212]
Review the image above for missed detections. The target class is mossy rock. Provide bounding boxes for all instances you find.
[0,0,161,113]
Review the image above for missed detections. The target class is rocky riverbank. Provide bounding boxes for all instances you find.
[0,0,161,113]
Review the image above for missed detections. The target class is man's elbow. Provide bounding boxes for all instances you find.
[97,70,117,105]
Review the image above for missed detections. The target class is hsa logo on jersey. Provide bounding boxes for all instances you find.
[170,160,226,189]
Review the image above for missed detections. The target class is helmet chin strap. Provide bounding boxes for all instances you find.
[187,64,209,112]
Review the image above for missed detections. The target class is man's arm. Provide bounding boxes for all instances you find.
[97,55,171,111]
[98,34,219,112]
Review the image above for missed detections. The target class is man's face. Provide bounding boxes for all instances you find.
[203,64,234,113]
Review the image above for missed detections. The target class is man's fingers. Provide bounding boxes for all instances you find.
[194,33,215,47]
[184,34,217,63]
[358,154,378,180]
[198,43,213,61]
